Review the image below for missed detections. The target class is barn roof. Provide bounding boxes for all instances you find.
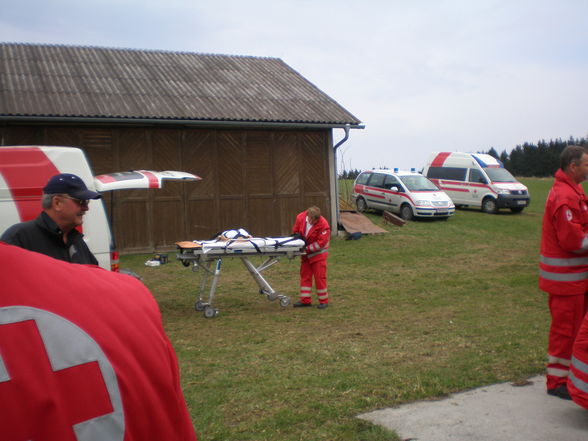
[0,43,362,127]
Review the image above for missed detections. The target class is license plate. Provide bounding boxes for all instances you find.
[517,200,526,205]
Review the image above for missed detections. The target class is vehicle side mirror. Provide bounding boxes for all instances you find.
[390,186,400,192]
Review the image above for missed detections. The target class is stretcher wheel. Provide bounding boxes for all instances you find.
[279,297,291,307]
[204,306,219,318]
[195,300,206,311]
[181,259,191,267]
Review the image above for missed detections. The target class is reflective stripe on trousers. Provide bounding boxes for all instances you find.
[570,356,588,393]
[547,354,570,378]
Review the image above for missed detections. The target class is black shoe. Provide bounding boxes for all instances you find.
[317,303,329,309]
[547,384,572,400]
[293,302,312,307]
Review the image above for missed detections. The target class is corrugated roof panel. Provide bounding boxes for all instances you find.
[0,43,361,125]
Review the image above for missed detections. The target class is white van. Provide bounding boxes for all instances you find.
[352,169,455,220]
[0,145,199,270]
[423,152,530,214]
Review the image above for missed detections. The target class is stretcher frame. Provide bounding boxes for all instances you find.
[176,238,304,318]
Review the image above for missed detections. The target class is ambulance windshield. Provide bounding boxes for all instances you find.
[484,167,517,182]
[399,175,439,191]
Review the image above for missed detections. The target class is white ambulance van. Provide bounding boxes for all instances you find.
[352,169,455,220]
[423,152,530,213]
[0,145,199,270]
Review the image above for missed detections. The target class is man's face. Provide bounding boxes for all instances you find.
[53,195,90,230]
[571,153,588,183]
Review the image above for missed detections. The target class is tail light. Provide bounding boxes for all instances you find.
[111,250,120,272]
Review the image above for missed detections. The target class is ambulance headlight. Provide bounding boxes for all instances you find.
[416,200,431,206]
[496,189,510,195]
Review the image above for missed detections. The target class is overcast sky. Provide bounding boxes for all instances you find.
[2,0,587,171]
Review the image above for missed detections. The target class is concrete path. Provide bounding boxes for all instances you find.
[358,375,588,441]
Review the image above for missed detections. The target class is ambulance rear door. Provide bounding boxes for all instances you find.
[93,170,201,249]
[94,170,200,191]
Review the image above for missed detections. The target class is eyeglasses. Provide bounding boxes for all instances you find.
[60,195,90,207]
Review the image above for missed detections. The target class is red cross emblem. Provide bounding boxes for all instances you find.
[0,306,124,441]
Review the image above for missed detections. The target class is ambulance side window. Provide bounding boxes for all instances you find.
[427,167,467,181]
[368,173,386,188]
[383,175,402,191]
[469,169,487,184]
[356,173,370,185]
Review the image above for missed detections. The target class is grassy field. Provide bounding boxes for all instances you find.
[120,177,555,441]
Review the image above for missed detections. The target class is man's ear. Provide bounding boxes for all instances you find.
[51,196,63,211]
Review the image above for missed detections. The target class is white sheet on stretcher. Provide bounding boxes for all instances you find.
[195,236,305,255]
[226,237,304,254]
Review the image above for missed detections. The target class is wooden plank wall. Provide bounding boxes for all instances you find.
[1,124,332,253]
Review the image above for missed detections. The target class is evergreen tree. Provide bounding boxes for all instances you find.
[487,147,499,159]
[499,150,510,169]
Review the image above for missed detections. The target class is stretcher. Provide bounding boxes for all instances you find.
[176,230,305,318]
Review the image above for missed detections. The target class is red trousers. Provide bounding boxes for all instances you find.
[299,258,328,304]
[547,293,588,389]
[569,315,588,410]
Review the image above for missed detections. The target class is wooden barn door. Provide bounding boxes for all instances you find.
[183,130,218,240]
[114,128,153,252]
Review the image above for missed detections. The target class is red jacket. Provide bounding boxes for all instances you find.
[292,210,330,263]
[539,169,588,295]
[0,243,197,441]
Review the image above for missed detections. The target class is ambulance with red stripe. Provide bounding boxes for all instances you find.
[423,152,530,213]
[352,169,455,220]
[0,146,199,270]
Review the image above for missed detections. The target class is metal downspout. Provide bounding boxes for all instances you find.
[333,124,350,228]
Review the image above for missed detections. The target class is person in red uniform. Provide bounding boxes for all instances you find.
[0,242,198,441]
[539,145,588,400]
[292,206,331,309]
[569,311,588,409]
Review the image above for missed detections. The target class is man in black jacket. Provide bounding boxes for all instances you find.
[1,173,102,265]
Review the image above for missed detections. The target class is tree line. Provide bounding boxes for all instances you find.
[339,168,363,180]
[485,136,587,177]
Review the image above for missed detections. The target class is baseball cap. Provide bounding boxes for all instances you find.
[43,173,102,200]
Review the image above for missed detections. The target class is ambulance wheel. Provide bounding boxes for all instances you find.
[195,300,206,311]
[400,204,414,221]
[482,197,498,214]
[280,297,291,307]
[356,197,367,213]
[204,305,219,318]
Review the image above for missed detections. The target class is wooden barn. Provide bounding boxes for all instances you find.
[0,43,363,253]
